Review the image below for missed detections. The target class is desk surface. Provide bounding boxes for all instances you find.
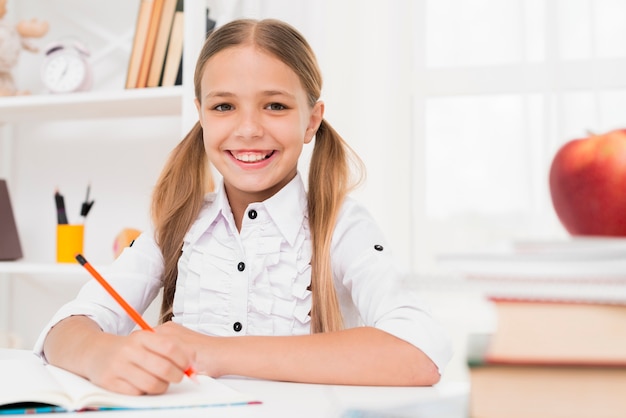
[0,349,468,417]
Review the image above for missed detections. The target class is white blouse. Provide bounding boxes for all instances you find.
[34,174,452,373]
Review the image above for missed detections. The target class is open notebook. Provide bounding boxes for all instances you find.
[0,358,260,414]
[0,179,22,261]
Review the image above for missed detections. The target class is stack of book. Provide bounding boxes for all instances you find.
[125,0,184,89]
[437,237,626,418]
[125,0,217,89]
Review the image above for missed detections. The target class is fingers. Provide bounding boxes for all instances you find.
[138,331,195,378]
[153,322,198,370]
[88,331,194,395]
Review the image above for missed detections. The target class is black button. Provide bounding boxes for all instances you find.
[237,261,245,271]
[374,244,384,251]
[233,322,242,332]
[248,209,257,219]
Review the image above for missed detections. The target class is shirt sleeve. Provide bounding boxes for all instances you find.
[32,230,165,361]
[331,198,453,374]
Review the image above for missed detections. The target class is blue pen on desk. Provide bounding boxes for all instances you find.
[54,189,68,224]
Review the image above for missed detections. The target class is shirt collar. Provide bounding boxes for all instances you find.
[262,173,308,246]
[183,181,229,246]
[184,173,308,247]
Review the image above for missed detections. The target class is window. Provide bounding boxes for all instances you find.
[411,0,626,272]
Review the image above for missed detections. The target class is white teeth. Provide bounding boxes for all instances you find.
[233,152,271,162]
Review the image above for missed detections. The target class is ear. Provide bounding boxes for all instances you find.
[304,101,324,144]
[194,98,202,127]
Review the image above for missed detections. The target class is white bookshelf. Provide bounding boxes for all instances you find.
[0,261,101,275]
[0,0,207,348]
[0,87,183,123]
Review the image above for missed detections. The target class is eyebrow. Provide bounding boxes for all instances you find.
[204,90,296,100]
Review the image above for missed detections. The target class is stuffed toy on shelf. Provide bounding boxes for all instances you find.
[0,0,49,96]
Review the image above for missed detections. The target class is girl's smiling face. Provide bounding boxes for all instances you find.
[196,44,323,207]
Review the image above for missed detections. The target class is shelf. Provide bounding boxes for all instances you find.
[0,87,183,123]
[0,261,108,277]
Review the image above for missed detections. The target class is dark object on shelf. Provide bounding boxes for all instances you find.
[0,179,22,260]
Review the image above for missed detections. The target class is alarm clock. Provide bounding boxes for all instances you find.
[41,40,93,94]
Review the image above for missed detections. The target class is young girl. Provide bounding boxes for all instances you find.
[36,18,451,395]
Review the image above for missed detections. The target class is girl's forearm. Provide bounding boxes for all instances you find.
[199,327,440,386]
[42,315,107,379]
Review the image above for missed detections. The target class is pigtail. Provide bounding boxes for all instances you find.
[308,119,364,333]
[151,121,213,323]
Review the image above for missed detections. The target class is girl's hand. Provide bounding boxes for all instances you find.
[154,322,223,378]
[84,329,195,395]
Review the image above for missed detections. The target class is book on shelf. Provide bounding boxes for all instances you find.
[160,4,216,88]
[0,358,260,414]
[136,0,165,88]
[467,333,626,418]
[125,0,155,89]
[146,0,177,88]
[174,56,183,86]
[160,0,184,88]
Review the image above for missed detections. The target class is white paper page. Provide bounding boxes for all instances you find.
[46,365,258,410]
[0,359,73,410]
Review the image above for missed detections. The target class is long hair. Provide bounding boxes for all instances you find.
[152,122,212,323]
[153,19,364,332]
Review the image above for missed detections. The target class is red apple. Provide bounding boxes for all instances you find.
[549,128,626,236]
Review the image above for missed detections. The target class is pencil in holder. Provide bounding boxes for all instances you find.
[56,224,84,263]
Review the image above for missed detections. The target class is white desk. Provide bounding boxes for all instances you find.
[1,349,468,417]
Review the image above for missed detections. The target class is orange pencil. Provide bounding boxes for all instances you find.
[75,253,197,381]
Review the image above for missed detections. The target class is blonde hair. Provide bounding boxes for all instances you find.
[152,19,364,333]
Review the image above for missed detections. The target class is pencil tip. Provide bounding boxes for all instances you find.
[185,366,199,383]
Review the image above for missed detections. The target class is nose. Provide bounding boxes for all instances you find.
[235,108,263,139]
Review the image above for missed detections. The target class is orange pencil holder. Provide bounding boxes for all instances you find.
[56,224,84,263]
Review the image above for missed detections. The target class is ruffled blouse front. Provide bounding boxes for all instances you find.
[34,173,452,373]
[173,177,313,336]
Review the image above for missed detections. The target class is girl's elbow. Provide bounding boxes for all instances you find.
[418,361,441,386]
[406,350,442,386]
